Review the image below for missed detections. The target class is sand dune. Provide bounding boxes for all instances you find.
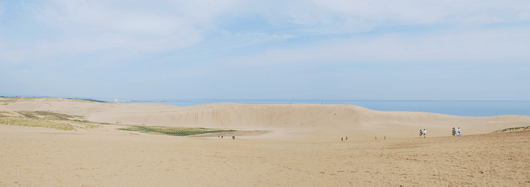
[1,97,530,186]
[1,122,529,186]
[1,98,528,139]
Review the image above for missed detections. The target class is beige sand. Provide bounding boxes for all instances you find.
[1,98,529,186]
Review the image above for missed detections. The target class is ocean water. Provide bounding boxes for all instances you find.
[124,100,530,117]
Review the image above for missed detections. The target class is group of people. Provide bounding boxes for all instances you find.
[419,129,427,138]
[217,135,236,139]
[418,127,463,138]
[452,127,462,136]
[339,127,464,141]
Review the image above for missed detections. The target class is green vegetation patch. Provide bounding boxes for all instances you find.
[82,99,106,103]
[0,111,99,131]
[17,111,82,120]
[118,125,236,136]
[67,98,107,103]
[72,119,90,123]
[493,126,530,133]
[0,117,75,130]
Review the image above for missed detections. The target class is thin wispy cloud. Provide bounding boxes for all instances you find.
[0,0,529,100]
[226,26,530,67]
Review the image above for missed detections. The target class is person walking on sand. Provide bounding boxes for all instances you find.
[457,127,462,136]
[423,129,427,138]
[419,129,423,138]
[452,127,456,136]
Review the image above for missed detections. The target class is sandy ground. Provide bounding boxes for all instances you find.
[1,98,530,186]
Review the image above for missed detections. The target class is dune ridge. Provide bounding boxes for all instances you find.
[1,97,529,139]
[2,97,530,186]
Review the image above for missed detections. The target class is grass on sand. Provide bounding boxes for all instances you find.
[0,97,106,106]
[66,98,107,103]
[0,111,95,131]
[0,110,236,136]
[18,111,82,120]
[0,117,76,130]
[493,126,530,133]
[118,125,236,136]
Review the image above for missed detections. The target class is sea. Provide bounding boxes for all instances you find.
[114,99,529,117]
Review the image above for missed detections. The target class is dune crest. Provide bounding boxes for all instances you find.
[1,98,529,139]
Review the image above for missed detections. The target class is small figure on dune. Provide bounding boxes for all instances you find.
[375,136,377,140]
[452,127,456,136]
[457,127,462,136]
[345,136,348,140]
[232,136,235,140]
[341,137,343,141]
[221,136,223,139]
[384,136,386,140]
[423,129,427,138]
[419,129,423,138]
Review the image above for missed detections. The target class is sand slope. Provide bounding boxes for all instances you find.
[1,98,529,139]
[1,98,530,186]
[1,124,529,186]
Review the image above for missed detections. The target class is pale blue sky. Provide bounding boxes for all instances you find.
[1,0,529,100]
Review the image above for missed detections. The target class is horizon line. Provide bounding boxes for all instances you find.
[1,96,529,102]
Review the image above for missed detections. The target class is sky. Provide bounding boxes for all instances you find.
[0,0,529,100]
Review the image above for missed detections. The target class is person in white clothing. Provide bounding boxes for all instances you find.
[457,127,462,136]
[423,129,427,138]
